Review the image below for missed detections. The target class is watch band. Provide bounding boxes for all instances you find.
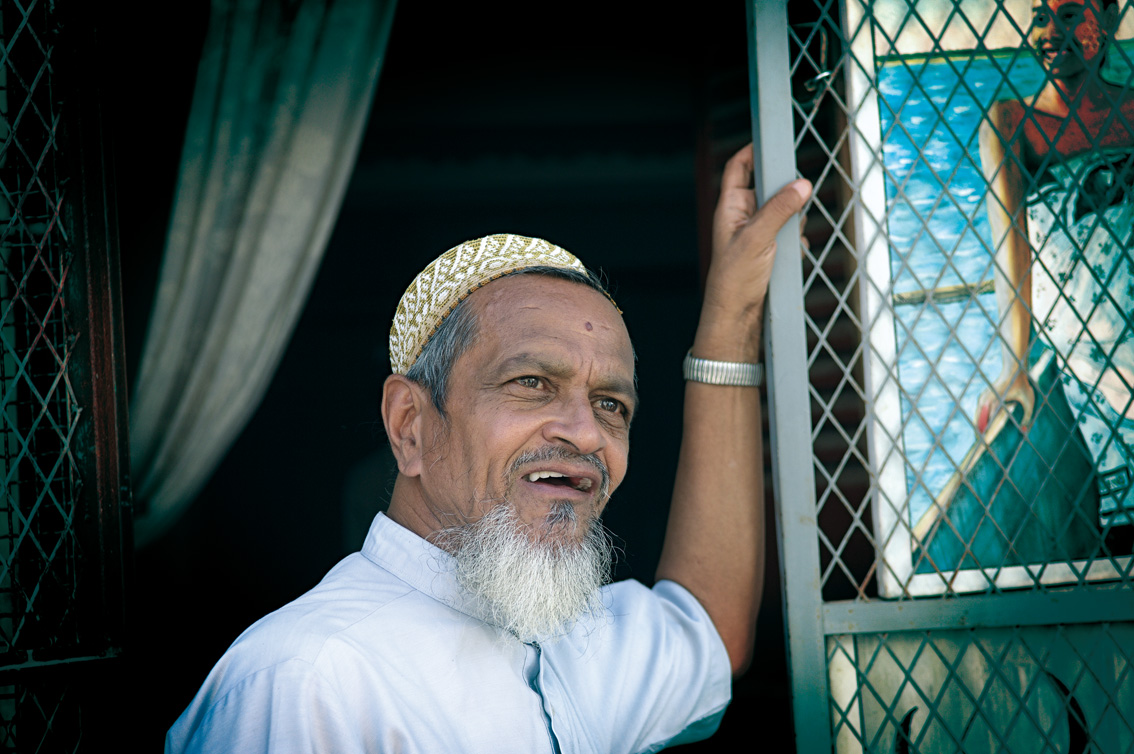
[682,350,764,387]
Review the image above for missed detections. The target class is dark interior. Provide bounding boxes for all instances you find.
[90,2,794,749]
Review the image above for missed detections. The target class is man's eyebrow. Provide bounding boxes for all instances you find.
[494,353,565,378]
[590,370,639,415]
[495,353,639,409]
[596,374,639,415]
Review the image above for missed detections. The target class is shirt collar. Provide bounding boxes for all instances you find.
[360,512,495,626]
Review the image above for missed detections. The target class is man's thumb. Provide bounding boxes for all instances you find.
[756,179,812,230]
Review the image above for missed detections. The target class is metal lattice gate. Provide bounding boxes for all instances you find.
[0,1,129,751]
[754,0,1134,751]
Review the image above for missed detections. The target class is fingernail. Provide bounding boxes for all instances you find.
[791,179,813,202]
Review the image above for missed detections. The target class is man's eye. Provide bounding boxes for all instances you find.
[515,376,542,389]
[597,397,624,415]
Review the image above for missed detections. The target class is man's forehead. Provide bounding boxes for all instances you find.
[473,274,628,338]
[469,275,635,373]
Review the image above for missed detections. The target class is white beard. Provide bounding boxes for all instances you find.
[435,502,613,643]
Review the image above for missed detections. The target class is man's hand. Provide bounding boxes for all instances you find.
[696,144,813,362]
[657,144,813,676]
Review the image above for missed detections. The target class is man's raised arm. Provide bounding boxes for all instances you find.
[655,145,811,675]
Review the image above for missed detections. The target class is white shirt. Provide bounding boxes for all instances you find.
[166,513,731,754]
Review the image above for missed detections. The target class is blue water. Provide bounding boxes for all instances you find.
[878,52,1050,524]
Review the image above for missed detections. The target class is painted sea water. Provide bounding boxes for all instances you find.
[878,51,1066,526]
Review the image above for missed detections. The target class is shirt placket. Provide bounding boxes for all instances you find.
[524,641,563,754]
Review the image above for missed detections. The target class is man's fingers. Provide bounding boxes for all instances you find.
[720,144,755,194]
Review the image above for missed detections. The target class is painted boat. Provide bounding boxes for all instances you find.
[911,350,1099,574]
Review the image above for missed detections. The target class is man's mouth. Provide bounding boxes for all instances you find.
[526,471,593,492]
[510,446,610,501]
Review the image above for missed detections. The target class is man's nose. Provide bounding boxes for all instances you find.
[542,394,605,455]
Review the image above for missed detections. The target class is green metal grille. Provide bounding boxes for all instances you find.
[763,0,1134,750]
[792,0,1134,602]
[1,0,82,667]
[0,0,119,750]
[0,680,78,752]
[829,624,1134,753]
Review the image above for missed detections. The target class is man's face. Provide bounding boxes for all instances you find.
[1030,0,1111,77]
[416,275,636,544]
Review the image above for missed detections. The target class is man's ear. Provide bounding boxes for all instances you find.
[382,375,431,478]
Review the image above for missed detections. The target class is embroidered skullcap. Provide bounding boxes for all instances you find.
[390,233,604,375]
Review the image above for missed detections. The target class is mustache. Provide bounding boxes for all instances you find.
[509,446,611,501]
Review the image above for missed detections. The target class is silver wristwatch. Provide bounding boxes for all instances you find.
[682,350,764,387]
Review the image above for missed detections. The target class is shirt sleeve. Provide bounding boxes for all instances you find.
[165,659,363,754]
[538,578,733,754]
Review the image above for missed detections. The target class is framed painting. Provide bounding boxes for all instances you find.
[844,0,1134,596]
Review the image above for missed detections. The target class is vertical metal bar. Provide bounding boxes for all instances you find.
[62,0,131,658]
[0,5,16,728]
[748,2,833,753]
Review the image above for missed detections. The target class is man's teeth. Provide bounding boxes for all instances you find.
[526,471,592,490]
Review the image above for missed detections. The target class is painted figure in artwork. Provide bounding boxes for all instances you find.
[979,0,1134,526]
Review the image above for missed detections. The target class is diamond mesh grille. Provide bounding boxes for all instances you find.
[0,680,79,753]
[829,624,1134,754]
[0,0,95,749]
[789,0,1134,602]
[776,0,1134,750]
[1,0,82,664]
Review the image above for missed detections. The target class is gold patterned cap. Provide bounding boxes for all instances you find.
[390,234,603,375]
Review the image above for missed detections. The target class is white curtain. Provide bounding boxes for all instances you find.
[130,0,397,545]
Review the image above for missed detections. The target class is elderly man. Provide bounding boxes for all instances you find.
[166,146,810,753]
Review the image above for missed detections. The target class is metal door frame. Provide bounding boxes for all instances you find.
[752,2,1134,750]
